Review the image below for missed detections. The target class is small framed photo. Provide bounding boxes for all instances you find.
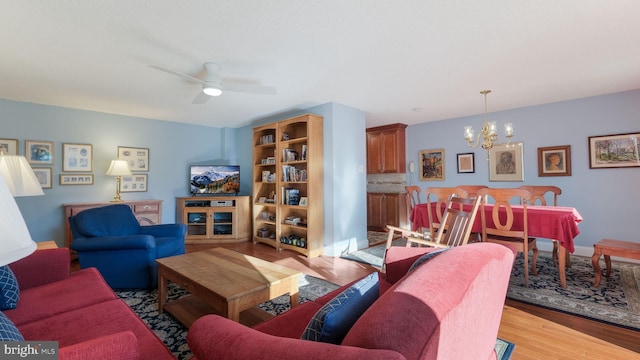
[457,153,475,173]
[25,140,54,165]
[299,197,308,206]
[488,142,524,182]
[62,143,93,172]
[59,174,94,185]
[121,174,148,192]
[419,149,445,181]
[538,145,571,176]
[32,168,52,189]
[0,138,18,155]
[118,146,149,172]
[588,132,640,169]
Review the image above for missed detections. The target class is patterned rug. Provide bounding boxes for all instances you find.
[115,275,340,360]
[508,251,640,330]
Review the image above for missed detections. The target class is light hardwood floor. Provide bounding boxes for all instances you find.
[73,241,640,358]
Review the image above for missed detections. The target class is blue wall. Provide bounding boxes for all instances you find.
[1,99,367,256]
[406,89,640,256]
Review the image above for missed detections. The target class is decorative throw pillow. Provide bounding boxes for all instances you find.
[407,248,449,273]
[0,265,19,310]
[301,272,379,344]
[0,311,24,341]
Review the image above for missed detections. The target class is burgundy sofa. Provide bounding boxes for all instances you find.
[188,242,516,360]
[4,248,174,360]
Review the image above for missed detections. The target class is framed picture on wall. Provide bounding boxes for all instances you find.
[62,143,93,172]
[457,153,475,173]
[0,138,18,155]
[25,140,54,165]
[538,145,571,176]
[419,149,444,181]
[588,132,640,169]
[118,146,149,172]
[32,168,52,189]
[488,142,524,182]
[120,174,148,192]
[60,174,94,185]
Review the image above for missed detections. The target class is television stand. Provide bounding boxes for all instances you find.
[176,196,251,244]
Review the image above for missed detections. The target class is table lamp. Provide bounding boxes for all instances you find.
[106,160,132,202]
[0,170,37,266]
[0,154,45,197]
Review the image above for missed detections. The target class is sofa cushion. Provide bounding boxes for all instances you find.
[0,310,23,341]
[18,299,174,360]
[0,265,19,310]
[300,272,379,344]
[3,268,117,326]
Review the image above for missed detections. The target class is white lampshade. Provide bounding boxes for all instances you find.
[0,155,45,197]
[0,174,37,266]
[106,160,132,176]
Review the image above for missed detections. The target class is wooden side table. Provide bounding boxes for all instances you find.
[36,241,58,250]
[592,239,640,287]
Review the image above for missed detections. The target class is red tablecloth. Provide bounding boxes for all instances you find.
[411,203,582,253]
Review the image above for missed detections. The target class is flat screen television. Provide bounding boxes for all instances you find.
[189,165,240,195]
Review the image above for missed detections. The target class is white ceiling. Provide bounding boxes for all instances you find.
[2,1,640,129]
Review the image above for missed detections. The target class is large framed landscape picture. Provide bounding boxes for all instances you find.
[419,149,444,181]
[589,132,640,169]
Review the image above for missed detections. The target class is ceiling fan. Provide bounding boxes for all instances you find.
[149,62,276,104]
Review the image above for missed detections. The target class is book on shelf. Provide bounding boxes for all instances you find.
[301,144,307,160]
[282,165,307,182]
[260,134,275,145]
[282,187,300,205]
[283,148,299,162]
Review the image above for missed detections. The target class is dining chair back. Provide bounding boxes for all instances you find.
[518,185,562,206]
[477,187,539,287]
[408,195,482,248]
[405,185,423,211]
[456,185,488,199]
[426,187,469,237]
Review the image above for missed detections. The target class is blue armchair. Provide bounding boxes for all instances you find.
[69,204,186,288]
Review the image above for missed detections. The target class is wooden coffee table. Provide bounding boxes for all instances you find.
[156,247,302,327]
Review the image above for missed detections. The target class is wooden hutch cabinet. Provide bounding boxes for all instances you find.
[366,123,407,174]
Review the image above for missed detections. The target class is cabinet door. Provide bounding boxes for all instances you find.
[380,131,401,173]
[366,131,382,173]
[367,192,386,231]
[384,193,400,228]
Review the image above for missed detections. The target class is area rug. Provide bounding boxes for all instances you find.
[116,275,340,360]
[508,251,640,331]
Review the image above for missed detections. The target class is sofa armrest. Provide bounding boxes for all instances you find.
[71,235,155,251]
[139,223,187,238]
[188,315,405,360]
[9,248,70,290]
[59,331,139,360]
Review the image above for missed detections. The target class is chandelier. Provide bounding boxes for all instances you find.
[463,90,514,150]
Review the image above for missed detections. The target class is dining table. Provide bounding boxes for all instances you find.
[410,202,583,288]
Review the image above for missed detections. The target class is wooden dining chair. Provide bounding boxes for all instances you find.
[405,194,482,248]
[518,185,568,268]
[478,187,539,287]
[456,185,488,242]
[426,187,469,238]
[518,185,562,206]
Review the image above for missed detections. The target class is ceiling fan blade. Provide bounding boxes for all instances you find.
[223,82,277,95]
[149,65,204,85]
[192,92,212,104]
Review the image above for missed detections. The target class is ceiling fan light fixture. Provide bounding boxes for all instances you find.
[203,85,222,97]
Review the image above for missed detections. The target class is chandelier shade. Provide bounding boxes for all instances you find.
[464,90,514,150]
